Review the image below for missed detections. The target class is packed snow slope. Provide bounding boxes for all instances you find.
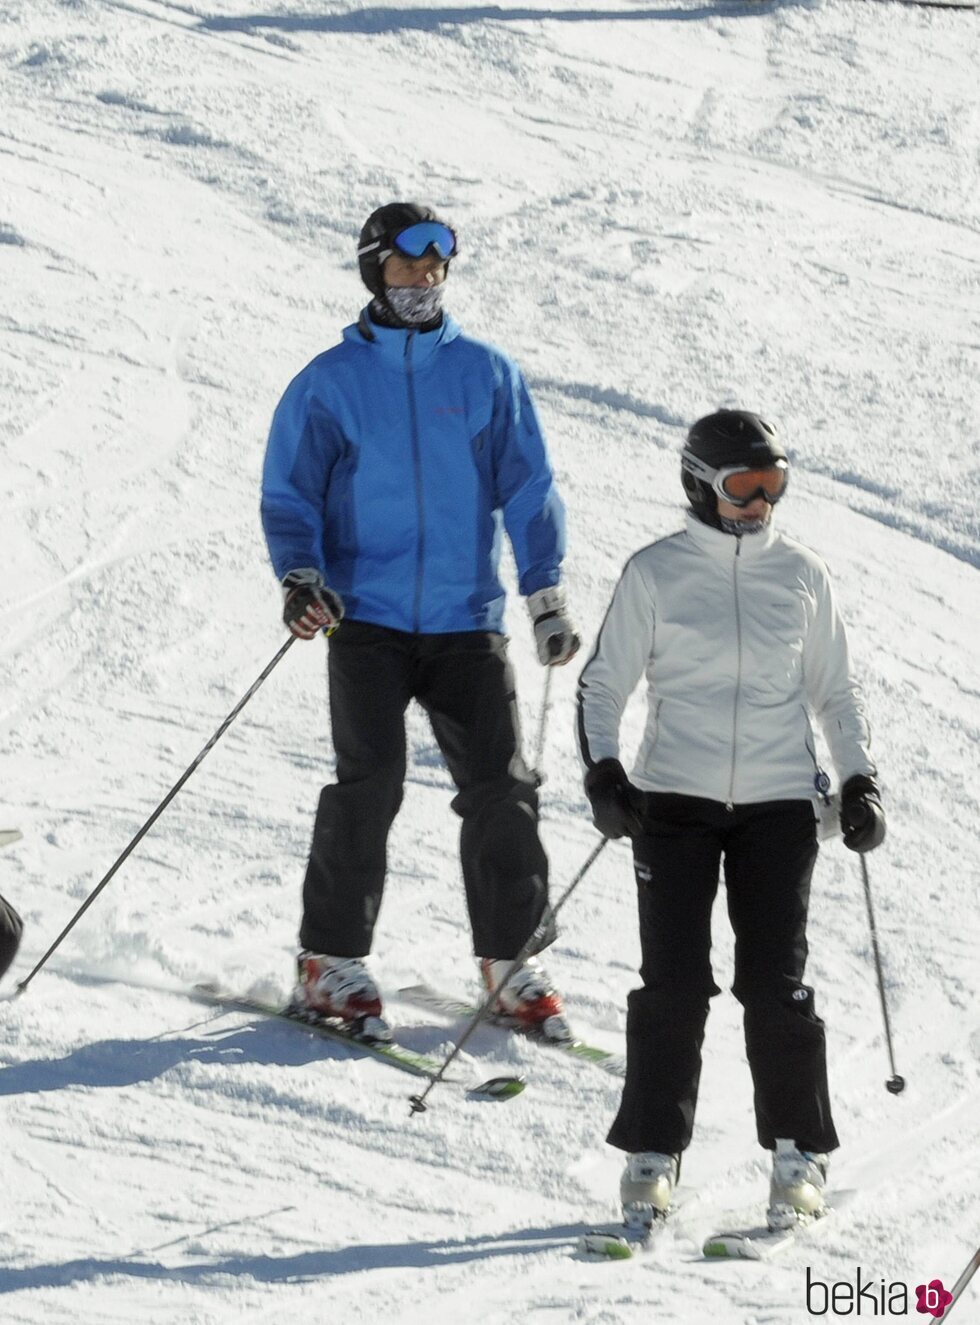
[1,0,978,1322]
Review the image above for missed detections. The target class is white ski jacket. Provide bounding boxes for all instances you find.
[577,513,876,808]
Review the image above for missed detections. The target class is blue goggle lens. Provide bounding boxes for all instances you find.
[392,221,457,260]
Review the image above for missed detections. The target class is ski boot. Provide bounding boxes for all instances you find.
[479,956,572,1043]
[620,1151,679,1231]
[293,952,391,1041]
[767,1138,829,1230]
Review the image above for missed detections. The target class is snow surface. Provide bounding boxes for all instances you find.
[1,0,979,1321]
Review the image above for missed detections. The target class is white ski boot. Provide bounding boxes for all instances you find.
[767,1138,829,1230]
[479,956,572,1043]
[620,1151,679,1230]
[293,952,391,1041]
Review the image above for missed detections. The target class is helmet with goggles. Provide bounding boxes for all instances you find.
[681,410,788,524]
[357,201,458,297]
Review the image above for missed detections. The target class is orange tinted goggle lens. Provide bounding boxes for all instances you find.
[721,467,787,501]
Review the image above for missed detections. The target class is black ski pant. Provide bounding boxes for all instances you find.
[607,794,839,1157]
[0,891,23,981]
[300,621,550,961]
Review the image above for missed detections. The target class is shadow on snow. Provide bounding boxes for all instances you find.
[0,1223,604,1293]
[198,3,763,36]
[0,1017,459,1097]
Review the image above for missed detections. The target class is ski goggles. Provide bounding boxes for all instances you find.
[683,452,789,507]
[391,221,457,260]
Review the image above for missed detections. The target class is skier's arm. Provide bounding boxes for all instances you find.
[490,359,566,597]
[261,369,343,582]
[802,564,876,783]
[576,556,656,768]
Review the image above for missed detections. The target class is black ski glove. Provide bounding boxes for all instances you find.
[282,569,344,640]
[0,891,23,981]
[584,758,642,840]
[839,774,886,853]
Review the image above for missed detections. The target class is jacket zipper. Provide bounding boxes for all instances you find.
[726,537,743,810]
[405,332,425,632]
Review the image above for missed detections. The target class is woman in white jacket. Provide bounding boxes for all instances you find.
[576,410,886,1233]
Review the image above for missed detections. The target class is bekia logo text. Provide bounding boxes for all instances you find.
[806,1268,954,1316]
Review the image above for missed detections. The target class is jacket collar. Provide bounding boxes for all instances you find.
[343,307,462,368]
[684,509,777,560]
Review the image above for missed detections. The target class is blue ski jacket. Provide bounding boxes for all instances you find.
[261,310,566,634]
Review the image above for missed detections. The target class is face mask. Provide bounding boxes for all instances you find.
[719,514,769,536]
[384,283,446,326]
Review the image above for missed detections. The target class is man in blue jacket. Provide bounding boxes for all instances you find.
[262,202,579,1042]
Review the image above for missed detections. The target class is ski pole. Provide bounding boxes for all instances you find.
[408,836,609,1115]
[943,1243,980,1319]
[531,665,553,783]
[859,854,905,1095]
[16,636,296,995]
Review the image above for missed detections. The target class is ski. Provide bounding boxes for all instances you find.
[398,983,626,1078]
[702,1189,855,1261]
[577,1231,635,1259]
[858,0,977,9]
[0,830,23,849]
[578,1188,698,1260]
[745,0,978,8]
[191,982,524,1099]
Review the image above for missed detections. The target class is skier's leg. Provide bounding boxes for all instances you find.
[418,632,548,960]
[607,794,724,1155]
[724,800,839,1154]
[299,623,412,957]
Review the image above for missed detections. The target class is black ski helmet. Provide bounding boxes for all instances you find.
[357,201,456,297]
[681,410,787,522]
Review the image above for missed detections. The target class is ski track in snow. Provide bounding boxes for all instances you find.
[1,0,979,1321]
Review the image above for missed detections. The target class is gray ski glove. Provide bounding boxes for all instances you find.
[527,586,580,667]
[282,568,344,640]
